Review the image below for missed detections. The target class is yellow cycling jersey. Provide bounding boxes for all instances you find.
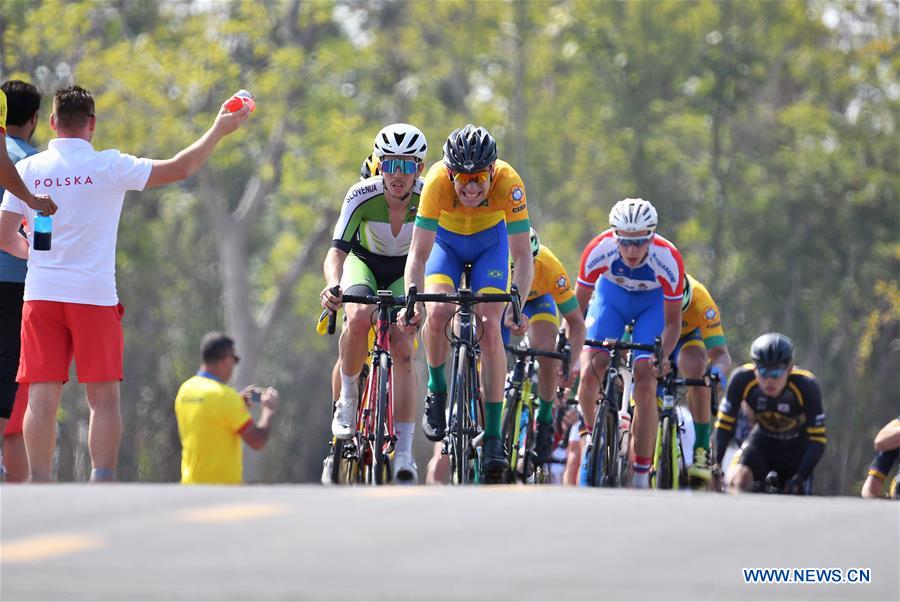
[0,89,7,134]
[415,159,530,236]
[529,244,578,314]
[175,375,252,485]
[681,274,727,348]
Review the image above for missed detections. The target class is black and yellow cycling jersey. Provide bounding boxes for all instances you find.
[715,364,826,478]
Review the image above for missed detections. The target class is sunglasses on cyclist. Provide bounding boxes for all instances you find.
[449,170,491,185]
[380,159,420,175]
[756,365,787,380]
[614,234,653,247]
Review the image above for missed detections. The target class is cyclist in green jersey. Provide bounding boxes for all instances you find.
[320,124,427,483]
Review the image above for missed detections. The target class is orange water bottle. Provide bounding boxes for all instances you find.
[225,89,256,113]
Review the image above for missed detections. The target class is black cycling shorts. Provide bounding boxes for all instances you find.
[739,428,807,482]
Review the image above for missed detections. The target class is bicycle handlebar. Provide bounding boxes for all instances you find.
[318,287,409,336]
[504,345,569,361]
[405,284,523,326]
[584,338,658,353]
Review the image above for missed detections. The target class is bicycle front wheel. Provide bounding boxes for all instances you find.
[501,386,523,484]
[373,352,391,485]
[586,403,609,487]
[449,346,471,485]
[655,416,674,489]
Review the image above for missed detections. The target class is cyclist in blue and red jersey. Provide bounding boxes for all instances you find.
[574,198,685,488]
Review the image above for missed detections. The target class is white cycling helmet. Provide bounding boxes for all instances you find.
[529,227,540,258]
[373,123,428,160]
[609,198,658,233]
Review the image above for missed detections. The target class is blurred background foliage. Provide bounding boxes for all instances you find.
[1,0,896,493]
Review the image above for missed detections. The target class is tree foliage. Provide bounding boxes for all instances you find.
[1,0,896,493]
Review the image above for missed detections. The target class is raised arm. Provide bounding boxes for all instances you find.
[145,102,250,189]
[0,142,56,215]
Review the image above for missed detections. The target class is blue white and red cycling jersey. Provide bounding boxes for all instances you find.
[577,230,685,360]
[577,229,684,300]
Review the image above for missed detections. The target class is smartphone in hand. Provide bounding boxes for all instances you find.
[250,387,263,403]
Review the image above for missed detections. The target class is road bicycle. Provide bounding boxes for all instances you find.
[583,335,660,488]
[321,288,407,485]
[651,367,720,490]
[406,283,521,484]
[501,331,570,484]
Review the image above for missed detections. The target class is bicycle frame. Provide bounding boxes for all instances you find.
[407,284,520,485]
[652,369,719,490]
[326,290,405,486]
[502,336,570,484]
[584,337,660,488]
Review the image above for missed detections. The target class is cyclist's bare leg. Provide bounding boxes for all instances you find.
[422,283,456,370]
[575,348,609,431]
[84,381,121,481]
[564,437,583,485]
[475,301,506,404]
[23,382,62,481]
[390,325,417,423]
[426,441,450,485]
[2,432,28,482]
[679,344,711,424]
[677,344,712,475]
[331,355,340,403]
[631,359,658,488]
[338,303,374,396]
[861,475,884,498]
[529,320,559,402]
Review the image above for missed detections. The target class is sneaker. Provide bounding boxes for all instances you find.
[331,396,358,439]
[393,451,418,484]
[422,391,447,441]
[534,420,554,464]
[482,436,510,473]
[688,447,712,481]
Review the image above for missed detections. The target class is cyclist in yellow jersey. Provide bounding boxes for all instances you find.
[509,228,585,463]
[0,90,56,216]
[424,227,583,483]
[677,274,732,480]
[399,124,533,475]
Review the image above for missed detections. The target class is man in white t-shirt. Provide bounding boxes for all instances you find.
[0,85,249,482]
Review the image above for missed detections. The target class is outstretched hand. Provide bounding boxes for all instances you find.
[213,101,251,136]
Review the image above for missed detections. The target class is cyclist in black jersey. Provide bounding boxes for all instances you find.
[861,416,900,499]
[714,333,826,494]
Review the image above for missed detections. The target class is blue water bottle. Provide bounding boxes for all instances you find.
[33,212,52,251]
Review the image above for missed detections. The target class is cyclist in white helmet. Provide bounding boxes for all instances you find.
[574,198,685,488]
[320,123,427,483]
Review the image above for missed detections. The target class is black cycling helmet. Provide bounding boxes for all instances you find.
[443,124,498,173]
[750,332,794,367]
[359,153,380,180]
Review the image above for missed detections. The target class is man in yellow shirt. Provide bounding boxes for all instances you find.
[175,332,278,484]
[400,124,533,477]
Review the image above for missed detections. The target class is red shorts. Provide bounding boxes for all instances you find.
[18,301,125,384]
[4,383,28,435]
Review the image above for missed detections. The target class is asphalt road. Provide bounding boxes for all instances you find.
[1,484,898,601]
